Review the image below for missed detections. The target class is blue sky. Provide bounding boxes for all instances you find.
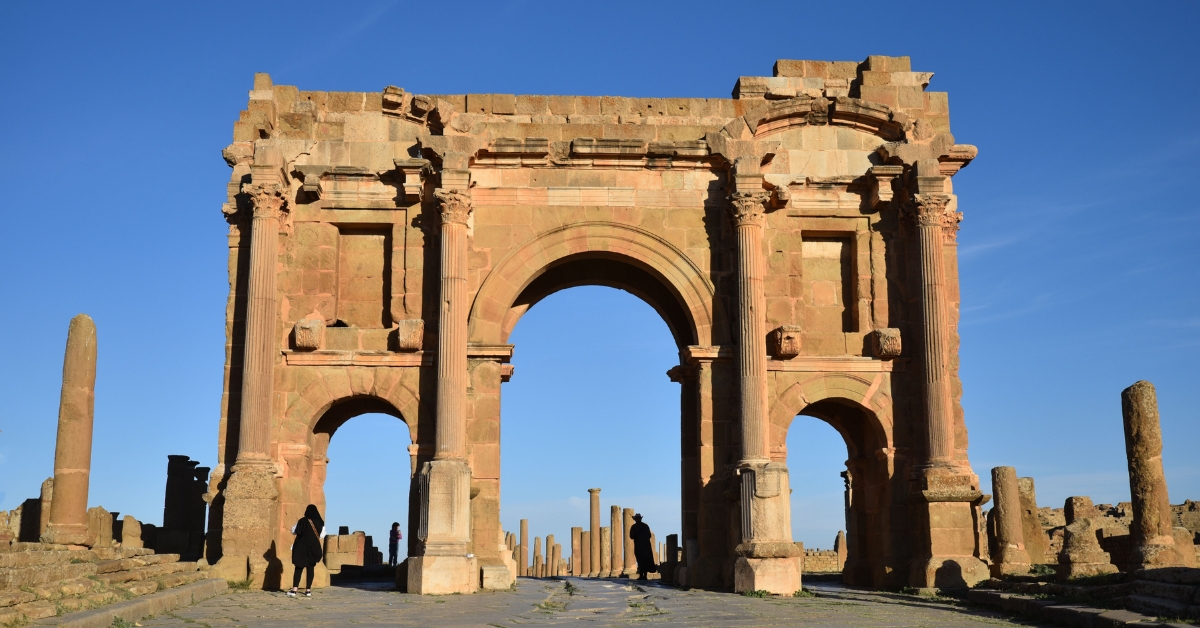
[1,2,1196,554]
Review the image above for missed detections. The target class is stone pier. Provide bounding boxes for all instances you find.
[989,466,1031,576]
[42,314,98,547]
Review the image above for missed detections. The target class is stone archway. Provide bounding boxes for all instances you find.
[213,55,990,593]
[469,221,730,349]
[773,376,897,587]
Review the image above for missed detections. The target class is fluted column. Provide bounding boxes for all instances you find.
[236,182,288,466]
[728,192,770,464]
[911,193,959,465]
[213,176,287,585]
[434,189,472,461]
[407,186,477,594]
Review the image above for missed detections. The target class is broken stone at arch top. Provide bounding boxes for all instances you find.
[212,55,986,594]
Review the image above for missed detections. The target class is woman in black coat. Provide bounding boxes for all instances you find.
[287,504,324,597]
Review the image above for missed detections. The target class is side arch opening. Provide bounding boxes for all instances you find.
[786,397,893,587]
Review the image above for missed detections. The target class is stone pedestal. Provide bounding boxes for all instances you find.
[1122,381,1194,568]
[407,460,474,592]
[1057,517,1118,580]
[909,468,989,588]
[734,557,799,595]
[989,466,1031,576]
[407,555,478,595]
[42,314,97,547]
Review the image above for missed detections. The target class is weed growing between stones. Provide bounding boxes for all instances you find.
[743,589,771,598]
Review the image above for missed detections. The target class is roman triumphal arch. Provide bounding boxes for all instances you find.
[209,56,988,594]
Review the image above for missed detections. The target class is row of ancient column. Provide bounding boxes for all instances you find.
[988,380,1196,579]
[506,489,658,578]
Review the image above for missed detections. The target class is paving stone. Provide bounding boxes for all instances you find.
[136,578,1045,627]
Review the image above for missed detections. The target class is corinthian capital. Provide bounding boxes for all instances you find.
[906,193,962,237]
[728,192,769,227]
[243,182,288,219]
[434,189,473,225]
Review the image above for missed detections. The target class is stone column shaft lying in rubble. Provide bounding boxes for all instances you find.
[989,466,1031,576]
[903,166,988,589]
[408,177,478,594]
[610,505,622,577]
[728,176,799,596]
[622,508,637,577]
[1122,381,1194,568]
[588,488,601,577]
[215,153,287,584]
[42,314,97,546]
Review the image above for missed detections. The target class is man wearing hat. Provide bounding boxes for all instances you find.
[629,513,656,580]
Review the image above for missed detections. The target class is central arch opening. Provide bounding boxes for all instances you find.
[500,281,683,574]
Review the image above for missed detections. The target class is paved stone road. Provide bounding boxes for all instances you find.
[138,577,1042,627]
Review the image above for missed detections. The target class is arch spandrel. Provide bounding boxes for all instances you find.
[468,221,730,349]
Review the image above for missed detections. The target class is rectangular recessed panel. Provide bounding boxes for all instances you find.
[802,236,854,333]
[337,228,390,328]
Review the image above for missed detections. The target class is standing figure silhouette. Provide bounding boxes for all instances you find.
[629,513,656,580]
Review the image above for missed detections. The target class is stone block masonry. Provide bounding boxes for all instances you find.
[214,55,985,593]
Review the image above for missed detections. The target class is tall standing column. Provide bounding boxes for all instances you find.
[610,506,622,577]
[1122,381,1193,568]
[519,519,529,577]
[989,466,1031,576]
[903,175,988,588]
[42,314,97,546]
[912,192,958,465]
[588,488,601,577]
[728,188,799,595]
[570,526,582,575]
[214,172,287,585]
[728,192,770,464]
[408,184,478,594]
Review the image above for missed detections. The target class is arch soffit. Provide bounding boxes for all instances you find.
[468,221,727,347]
[287,367,423,444]
[774,372,893,452]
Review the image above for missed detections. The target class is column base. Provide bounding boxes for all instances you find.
[406,555,478,594]
[481,562,513,590]
[41,523,92,547]
[733,557,799,595]
[910,555,989,589]
[990,560,1032,578]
